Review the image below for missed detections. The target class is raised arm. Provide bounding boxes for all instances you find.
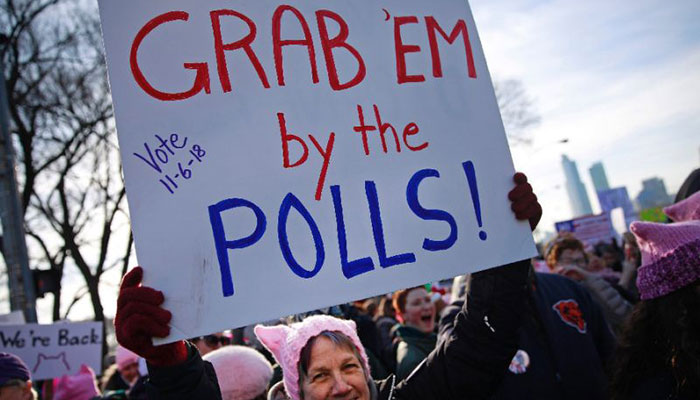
[115,267,222,400]
[393,173,540,400]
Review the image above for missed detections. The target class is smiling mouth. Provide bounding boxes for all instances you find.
[421,315,432,323]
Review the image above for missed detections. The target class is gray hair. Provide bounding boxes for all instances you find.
[297,330,367,399]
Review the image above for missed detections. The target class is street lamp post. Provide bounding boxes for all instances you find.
[0,34,38,322]
[530,138,569,155]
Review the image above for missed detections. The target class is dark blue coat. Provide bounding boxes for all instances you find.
[440,271,616,400]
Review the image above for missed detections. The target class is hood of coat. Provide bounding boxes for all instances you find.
[267,378,381,400]
[394,325,437,353]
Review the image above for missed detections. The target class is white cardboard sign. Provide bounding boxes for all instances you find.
[0,311,26,326]
[97,0,537,343]
[0,322,103,380]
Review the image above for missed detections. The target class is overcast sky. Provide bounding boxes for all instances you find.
[471,0,700,232]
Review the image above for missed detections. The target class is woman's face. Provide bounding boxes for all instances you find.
[556,249,586,268]
[585,254,605,273]
[119,361,141,385]
[0,381,33,400]
[194,333,223,356]
[402,288,436,333]
[301,336,370,400]
[601,251,620,269]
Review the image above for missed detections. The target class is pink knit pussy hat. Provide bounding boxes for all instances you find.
[203,346,273,400]
[53,365,99,400]
[115,346,139,370]
[664,191,700,222]
[631,220,700,300]
[254,315,370,400]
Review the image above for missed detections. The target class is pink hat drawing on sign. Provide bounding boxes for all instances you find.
[33,352,70,376]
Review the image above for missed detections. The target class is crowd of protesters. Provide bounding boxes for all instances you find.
[1,170,698,400]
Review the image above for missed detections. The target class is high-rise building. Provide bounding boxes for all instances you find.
[589,162,610,194]
[562,155,593,217]
[636,177,672,210]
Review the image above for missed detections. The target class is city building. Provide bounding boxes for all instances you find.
[636,177,672,210]
[561,155,593,217]
[589,162,610,194]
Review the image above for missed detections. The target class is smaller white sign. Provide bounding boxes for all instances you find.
[555,214,615,249]
[0,311,26,326]
[0,322,103,380]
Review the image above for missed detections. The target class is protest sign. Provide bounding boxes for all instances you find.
[597,187,635,216]
[0,311,26,326]
[555,214,615,249]
[0,322,103,380]
[597,187,637,229]
[97,0,536,343]
[640,207,667,222]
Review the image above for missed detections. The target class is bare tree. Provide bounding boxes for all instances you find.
[1,0,130,322]
[494,78,541,146]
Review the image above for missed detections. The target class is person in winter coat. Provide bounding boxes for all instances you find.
[0,352,37,400]
[609,192,700,400]
[114,173,543,400]
[440,262,616,400]
[372,296,398,358]
[547,233,633,332]
[390,286,437,380]
[102,347,141,392]
[52,365,100,400]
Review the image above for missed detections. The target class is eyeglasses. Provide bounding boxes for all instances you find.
[203,334,231,347]
[558,256,587,267]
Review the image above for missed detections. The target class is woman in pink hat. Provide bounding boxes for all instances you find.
[114,173,543,400]
[609,192,700,400]
[52,365,100,400]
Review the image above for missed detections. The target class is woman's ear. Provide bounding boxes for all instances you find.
[22,380,34,400]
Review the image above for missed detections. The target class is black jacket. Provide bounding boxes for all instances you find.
[145,343,222,400]
[440,271,616,400]
[146,259,530,400]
